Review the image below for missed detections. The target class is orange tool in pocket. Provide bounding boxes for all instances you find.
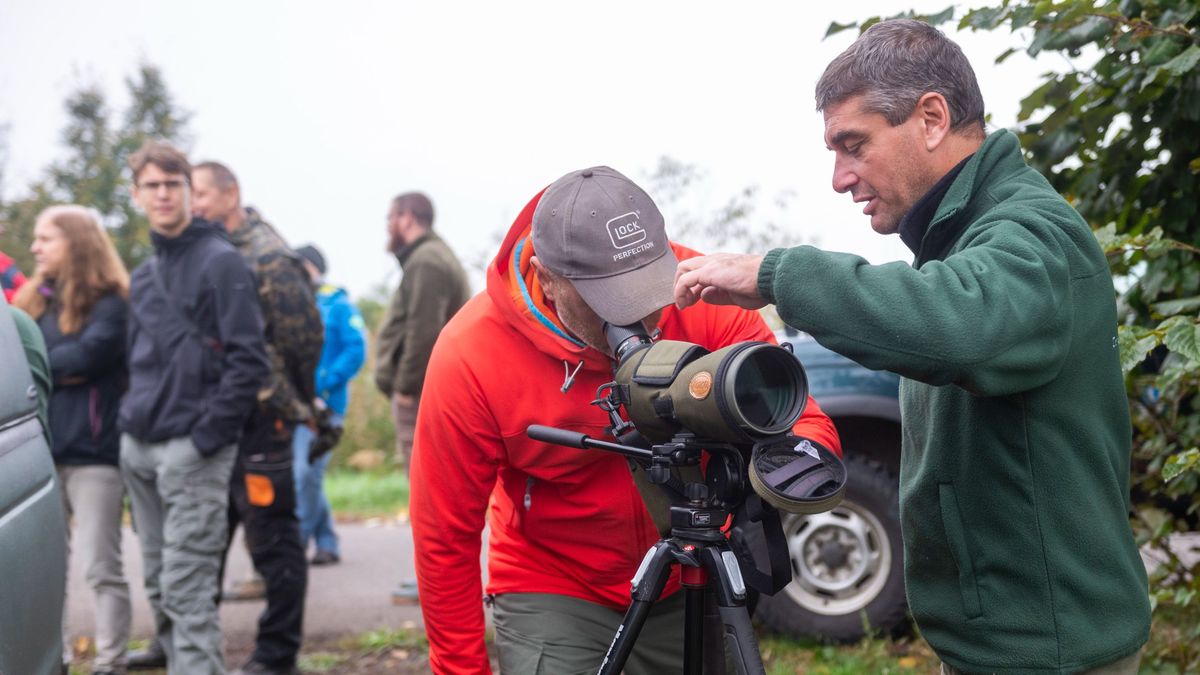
[245,473,275,507]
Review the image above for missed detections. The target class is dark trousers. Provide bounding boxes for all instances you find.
[220,413,308,669]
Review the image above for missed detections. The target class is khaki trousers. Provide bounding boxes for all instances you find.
[59,464,131,673]
[391,394,420,471]
[492,591,687,675]
[121,435,237,675]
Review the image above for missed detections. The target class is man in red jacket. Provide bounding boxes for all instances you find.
[409,166,841,674]
[1,249,28,303]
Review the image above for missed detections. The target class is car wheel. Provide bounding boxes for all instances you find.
[749,452,907,642]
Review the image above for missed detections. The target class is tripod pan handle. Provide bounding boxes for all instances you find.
[526,425,589,448]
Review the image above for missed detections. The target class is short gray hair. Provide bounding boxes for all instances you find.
[816,19,985,135]
[193,161,239,192]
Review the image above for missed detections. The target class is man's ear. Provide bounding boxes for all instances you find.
[915,92,952,151]
[530,256,559,300]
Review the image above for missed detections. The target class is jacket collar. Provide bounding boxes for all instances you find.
[486,188,611,370]
[228,206,267,248]
[898,154,973,257]
[392,231,437,267]
[913,129,1024,266]
[150,217,225,255]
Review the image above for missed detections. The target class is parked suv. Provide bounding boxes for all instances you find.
[0,299,67,674]
[751,328,907,642]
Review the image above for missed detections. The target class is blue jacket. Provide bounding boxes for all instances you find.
[315,283,366,414]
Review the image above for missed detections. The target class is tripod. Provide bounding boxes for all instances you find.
[598,484,764,675]
[526,426,768,675]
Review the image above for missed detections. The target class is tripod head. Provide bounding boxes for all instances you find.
[525,425,745,534]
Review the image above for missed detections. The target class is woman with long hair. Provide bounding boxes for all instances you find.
[14,205,132,675]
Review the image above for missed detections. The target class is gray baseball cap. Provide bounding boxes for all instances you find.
[532,166,677,326]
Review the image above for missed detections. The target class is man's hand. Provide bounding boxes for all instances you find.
[674,253,768,310]
[393,392,417,409]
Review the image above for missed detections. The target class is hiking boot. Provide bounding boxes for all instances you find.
[310,549,340,566]
[126,639,167,669]
[391,579,420,605]
[222,574,267,601]
[230,660,299,675]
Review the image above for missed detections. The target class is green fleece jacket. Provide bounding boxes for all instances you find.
[759,130,1149,673]
[374,232,471,397]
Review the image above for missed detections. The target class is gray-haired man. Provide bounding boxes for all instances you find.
[674,18,1149,675]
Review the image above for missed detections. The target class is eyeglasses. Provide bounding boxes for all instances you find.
[138,179,187,193]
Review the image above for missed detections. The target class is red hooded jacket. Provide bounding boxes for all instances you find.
[409,190,841,674]
[1,251,27,303]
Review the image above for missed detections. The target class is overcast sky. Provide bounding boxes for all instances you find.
[0,1,1058,299]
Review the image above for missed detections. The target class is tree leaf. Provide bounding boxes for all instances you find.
[1118,325,1161,373]
[1043,16,1114,51]
[1094,222,1119,252]
[1140,66,1167,92]
[824,21,858,39]
[1162,448,1200,482]
[1163,317,1200,364]
[1152,296,1200,318]
[1018,77,1058,121]
[1163,45,1200,78]
[923,6,955,26]
[962,6,1007,31]
[1142,38,1184,67]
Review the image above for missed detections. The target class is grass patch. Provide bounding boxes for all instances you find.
[326,469,409,519]
[758,634,936,675]
[351,626,427,653]
[298,651,350,672]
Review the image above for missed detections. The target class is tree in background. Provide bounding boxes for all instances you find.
[642,156,811,255]
[0,63,190,271]
[834,1,1198,667]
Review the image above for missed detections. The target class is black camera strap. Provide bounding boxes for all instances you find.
[732,494,792,595]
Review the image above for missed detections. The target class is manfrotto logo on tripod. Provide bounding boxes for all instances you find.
[606,212,646,249]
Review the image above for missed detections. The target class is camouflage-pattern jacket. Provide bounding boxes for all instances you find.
[229,207,323,424]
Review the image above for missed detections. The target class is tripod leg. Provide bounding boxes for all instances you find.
[684,587,705,675]
[598,541,678,675]
[717,604,765,675]
[701,546,766,675]
[702,592,728,675]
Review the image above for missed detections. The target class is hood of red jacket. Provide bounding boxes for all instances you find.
[486,188,708,379]
[487,188,626,376]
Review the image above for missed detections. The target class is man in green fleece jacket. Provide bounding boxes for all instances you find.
[674,18,1149,675]
[374,192,471,471]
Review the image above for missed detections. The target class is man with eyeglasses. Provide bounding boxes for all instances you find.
[120,140,269,675]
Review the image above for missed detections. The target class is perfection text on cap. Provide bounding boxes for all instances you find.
[613,241,655,261]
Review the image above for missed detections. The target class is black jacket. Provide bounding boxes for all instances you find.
[120,219,270,455]
[36,288,127,466]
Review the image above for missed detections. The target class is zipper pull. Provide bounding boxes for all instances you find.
[524,476,534,510]
[561,360,584,393]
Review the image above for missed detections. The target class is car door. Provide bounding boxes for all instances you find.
[0,300,67,675]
